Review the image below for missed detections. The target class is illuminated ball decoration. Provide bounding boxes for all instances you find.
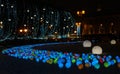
[83,40,92,47]
[85,63,91,68]
[110,39,116,45]
[94,64,100,69]
[78,64,84,70]
[117,63,120,68]
[92,46,102,55]
[1,42,120,70]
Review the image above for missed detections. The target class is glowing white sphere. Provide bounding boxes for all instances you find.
[92,46,102,55]
[83,40,92,47]
[110,39,116,45]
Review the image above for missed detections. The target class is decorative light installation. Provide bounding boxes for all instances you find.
[83,40,92,47]
[1,42,119,70]
[92,46,102,55]
[78,64,84,70]
[110,39,116,45]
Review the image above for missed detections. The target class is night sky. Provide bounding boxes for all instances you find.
[16,0,120,17]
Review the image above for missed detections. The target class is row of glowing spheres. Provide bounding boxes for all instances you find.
[2,45,120,70]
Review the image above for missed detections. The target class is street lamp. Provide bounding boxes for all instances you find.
[76,22,81,38]
[19,29,23,33]
[77,10,85,16]
[76,10,86,39]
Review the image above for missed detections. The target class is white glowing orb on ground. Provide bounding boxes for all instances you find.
[110,39,116,45]
[83,40,92,47]
[92,46,102,55]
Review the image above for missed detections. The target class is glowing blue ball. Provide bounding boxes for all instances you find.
[116,56,120,63]
[76,60,82,66]
[65,62,71,69]
[110,60,116,65]
[92,58,98,66]
[36,58,40,62]
[85,59,89,63]
[58,63,64,68]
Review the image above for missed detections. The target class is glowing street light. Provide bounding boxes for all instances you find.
[77,10,85,16]
[24,29,28,33]
[81,10,85,14]
[19,29,23,33]
[76,22,81,37]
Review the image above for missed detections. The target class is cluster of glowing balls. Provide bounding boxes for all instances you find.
[1,43,120,70]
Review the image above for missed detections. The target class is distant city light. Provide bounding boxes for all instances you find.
[40,17,43,19]
[0,21,3,28]
[19,29,23,32]
[77,10,85,16]
[43,8,46,11]
[68,17,71,19]
[24,24,26,27]
[64,19,66,21]
[8,19,11,21]
[66,26,69,28]
[0,21,3,24]
[74,30,77,33]
[76,22,81,26]
[24,29,28,32]
[31,17,33,19]
[1,4,4,7]
[0,25,3,29]
[51,11,54,14]
[11,5,14,8]
[50,25,53,27]
[46,21,49,23]
[34,15,36,17]
[110,22,114,26]
[27,9,30,12]
[100,24,103,26]
[55,32,57,34]
[81,10,85,14]
[97,8,102,12]
[32,27,34,29]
